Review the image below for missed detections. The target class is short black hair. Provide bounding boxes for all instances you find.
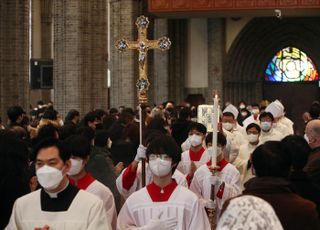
[42,108,58,120]
[146,135,181,166]
[34,138,70,163]
[84,111,97,125]
[76,126,95,142]
[64,135,91,159]
[94,109,106,120]
[309,103,320,119]
[7,106,24,122]
[222,112,235,119]
[37,124,59,142]
[259,112,274,121]
[252,141,291,178]
[65,109,80,121]
[59,124,77,140]
[281,135,311,170]
[145,129,165,145]
[95,130,110,147]
[188,122,207,135]
[205,132,227,147]
[178,107,191,120]
[246,123,261,133]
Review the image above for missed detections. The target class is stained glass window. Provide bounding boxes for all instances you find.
[265,47,318,82]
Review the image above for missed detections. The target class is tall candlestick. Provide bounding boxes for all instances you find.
[211,91,218,167]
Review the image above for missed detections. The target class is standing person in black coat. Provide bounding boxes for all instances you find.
[171,107,192,146]
[282,135,320,218]
[0,131,30,229]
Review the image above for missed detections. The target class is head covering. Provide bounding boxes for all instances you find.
[223,104,239,119]
[217,195,283,230]
[265,100,284,118]
[242,115,259,129]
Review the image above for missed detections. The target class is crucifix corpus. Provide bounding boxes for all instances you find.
[115,15,171,186]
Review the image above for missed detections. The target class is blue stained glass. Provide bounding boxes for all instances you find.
[265,47,318,82]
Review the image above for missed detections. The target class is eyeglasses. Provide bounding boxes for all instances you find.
[149,154,172,161]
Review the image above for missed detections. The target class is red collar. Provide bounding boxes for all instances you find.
[206,159,229,171]
[69,172,95,190]
[189,147,205,161]
[146,180,178,202]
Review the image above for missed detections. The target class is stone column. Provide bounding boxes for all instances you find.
[152,18,169,105]
[109,0,140,108]
[53,0,108,117]
[207,18,225,103]
[0,0,30,120]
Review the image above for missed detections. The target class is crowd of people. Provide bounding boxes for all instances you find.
[1,99,320,229]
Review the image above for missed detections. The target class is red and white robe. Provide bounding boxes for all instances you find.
[117,180,211,230]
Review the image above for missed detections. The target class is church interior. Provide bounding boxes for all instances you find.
[1,0,320,133]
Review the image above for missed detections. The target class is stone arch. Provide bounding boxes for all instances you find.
[224,17,320,104]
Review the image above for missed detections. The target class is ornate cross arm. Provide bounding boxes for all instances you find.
[115,15,171,105]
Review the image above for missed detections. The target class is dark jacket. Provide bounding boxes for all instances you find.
[86,146,121,212]
[290,170,320,218]
[243,177,320,230]
[304,146,320,191]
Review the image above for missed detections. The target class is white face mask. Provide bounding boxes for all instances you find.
[304,134,310,144]
[36,165,64,190]
[261,121,272,131]
[239,104,246,109]
[252,109,260,115]
[149,158,172,177]
[247,134,259,143]
[222,122,233,131]
[58,119,64,127]
[190,134,202,147]
[67,158,83,176]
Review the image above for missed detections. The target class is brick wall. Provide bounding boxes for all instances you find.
[53,0,108,117]
[0,0,30,121]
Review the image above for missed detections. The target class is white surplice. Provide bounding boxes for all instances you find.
[116,162,187,199]
[259,128,283,144]
[190,159,242,218]
[117,182,211,230]
[176,147,211,176]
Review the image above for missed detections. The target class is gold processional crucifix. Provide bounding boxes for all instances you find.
[115,15,171,104]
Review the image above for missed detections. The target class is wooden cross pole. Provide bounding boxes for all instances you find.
[115,15,171,187]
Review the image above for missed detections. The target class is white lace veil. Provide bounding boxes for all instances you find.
[217,195,283,230]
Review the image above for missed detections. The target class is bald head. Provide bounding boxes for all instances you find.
[305,119,320,148]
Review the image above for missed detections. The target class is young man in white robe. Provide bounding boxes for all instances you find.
[6,138,110,230]
[65,135,117,230]
[117,135,211,230]
[177,122,211,186]
[265,100,294,137]
[259,112,283,144]
[221,105,247,164]
[233,123,261,184]
[116,131,187,199]
[190,132,242,219]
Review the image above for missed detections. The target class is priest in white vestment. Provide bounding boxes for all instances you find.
[233,123,261,184]
[117,135,210,230]
[259,112,283,144]
[6,138,110,230]
[266,100,294,136]
[221,104,247,163]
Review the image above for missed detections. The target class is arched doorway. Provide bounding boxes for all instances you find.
[225,17,320,133]
[263,46,319,134]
